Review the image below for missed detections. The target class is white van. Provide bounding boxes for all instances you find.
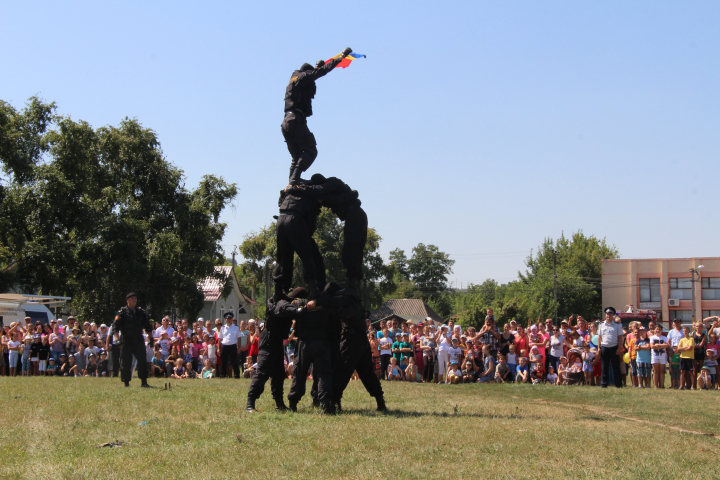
[0,294,70,327]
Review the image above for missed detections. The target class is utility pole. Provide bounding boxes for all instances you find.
[553,249,558,323]
[690,265,704,324]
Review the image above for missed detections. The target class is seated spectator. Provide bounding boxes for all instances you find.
[557,356,569,384]
[546,366,558,385]
[59,355,74,377]
[46,357,58,376]
[405,357,421,382]
[447,361,463,384]
[165,353,178,377]
[697,366,712,390]
[387,357,404,381]
[582,345,595,386]
[506,345,518,382]
[535,362,545,382]
[171,358,185,379]
[243,361,255,379]
[515,357,529,383]
[84,354,98,377]
[185,362,197,379]
[462,360,475,383]
[477,346,495,383]
[97,351,109,377]
[495,354,510,383]
[569,355,582,373]
[201,358,215,378]
[529,346,543,375]
[151,351,165,377]
[703,350,717,389]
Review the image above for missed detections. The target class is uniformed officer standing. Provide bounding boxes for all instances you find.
[219,312,241,378]
[282,47,353,185]
[109,292,154,388]
[597,307,625,388]
[246,288,309,412]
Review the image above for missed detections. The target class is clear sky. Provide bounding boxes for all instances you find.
[2,1,719,287]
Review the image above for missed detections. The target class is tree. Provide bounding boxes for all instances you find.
[0,97,238,322]
[406,243,455,298]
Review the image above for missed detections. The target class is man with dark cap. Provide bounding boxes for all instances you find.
[219,312,241,379]
[282,47,353,185]
[598,306,625,388]
[289,175,366,298]
[246,287,311,412]
[110,293,154,388]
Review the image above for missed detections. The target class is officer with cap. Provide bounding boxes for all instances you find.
[282,47,353,185]
[220,312,241,378]
[109,292,154,387]
[289,174,366,298]
[246,287,310,412]
[598,306,625,388]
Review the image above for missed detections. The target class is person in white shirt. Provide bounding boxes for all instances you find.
[219,312,241,378]
[597,307,625,388]
[435,325,452,384]
[153,317,175,340]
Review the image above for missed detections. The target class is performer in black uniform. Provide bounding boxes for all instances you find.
[109,292,154,388]
[282,47,352,185]
[290,175,367,298]
[246,288,309,412]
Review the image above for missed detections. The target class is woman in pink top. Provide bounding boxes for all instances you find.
[514,325,528,360]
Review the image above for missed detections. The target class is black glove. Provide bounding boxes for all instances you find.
[342,47,352,57]
[315,59,325,68]
[351,190,359,200]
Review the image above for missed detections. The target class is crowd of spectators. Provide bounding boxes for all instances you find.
[2,309,720,391]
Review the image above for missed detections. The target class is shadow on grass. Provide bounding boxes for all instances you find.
[339,408,525,420]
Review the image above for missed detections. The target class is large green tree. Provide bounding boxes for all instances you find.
[0,97,237,322]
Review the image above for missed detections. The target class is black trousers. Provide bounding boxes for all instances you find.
[221,344,239,378]
[274,213,318,291]
[281,111,317,177]
[379,354,391,380]
[111,344,121,377]
[120,340,148,383]
[342,206,367,280]
[600,345,622,387]
[289,339,332,404]
[332,334,384,402]
[311,332,340,400]
[248,331,286,400]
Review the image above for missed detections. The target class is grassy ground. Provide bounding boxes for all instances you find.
[1,376,719,479]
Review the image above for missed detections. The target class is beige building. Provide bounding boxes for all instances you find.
[602,257,720,328]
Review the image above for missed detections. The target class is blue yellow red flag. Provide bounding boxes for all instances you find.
[326,52,366,68]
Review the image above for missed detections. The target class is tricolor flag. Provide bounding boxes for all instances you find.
[327,52,366,69]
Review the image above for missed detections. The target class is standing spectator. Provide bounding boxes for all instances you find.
[378,328,393,380]
[514,325,528,362]
[153,317,175,339]
[678,326,696,390]
[703,350,717,389]
[49,324,65,365]
[247,322,259,365]
[7,331,20,377]
[367,333,381,379]
[705,333,720,360]
[392,333,412,364]
[447,338,464,371]
[219,313,241,378]
[667,319,684,351]
[410,323,425,377]
[626,322,639,388]
[582,345,595,386]
[597,307,625,388]
[421,325,436,383]
[30,334,40,376]
[650,326,669,389]
[692,322,707,390]
[635,328,651,388]
[548,326,567,373]
[435,325,452,384]
[37,335,50,375]
[669,346,681,389]
[498,324,515,359]
[237,320,250,373]
[474,316,500,359]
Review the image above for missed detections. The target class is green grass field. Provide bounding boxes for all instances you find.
[1,377,719,479]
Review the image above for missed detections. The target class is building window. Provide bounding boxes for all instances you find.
[703,310,720,319]
[639,278,661,302]
[669,278,693,300]
[701,278,720,300]
[670,310,693,322]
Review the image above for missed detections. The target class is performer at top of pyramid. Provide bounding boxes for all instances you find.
[282,47,353,185]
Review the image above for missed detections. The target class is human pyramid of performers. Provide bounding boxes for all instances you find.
[245,47,387,414]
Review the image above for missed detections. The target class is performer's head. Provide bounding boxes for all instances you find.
[300,63,314,72]
[126,292,137,309]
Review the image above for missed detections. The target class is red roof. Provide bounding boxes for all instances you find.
[198,266,257,304]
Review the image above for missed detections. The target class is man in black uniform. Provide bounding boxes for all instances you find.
[282,47,353,185]
[274,188,324,298]
[246,288,309,413]
[287,287,342,414]
[110,292,154,388]
[290,175,367,298]
[332,303,387,412]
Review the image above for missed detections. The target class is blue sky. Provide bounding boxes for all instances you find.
[2,1,719,286]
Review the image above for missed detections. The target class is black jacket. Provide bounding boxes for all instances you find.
[284,57,343,117]
[291,177,361,221]
[110,306,152,343]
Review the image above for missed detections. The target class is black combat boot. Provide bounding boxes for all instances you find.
[140,379,152,388]
[321,401,336,415]
[336,399,342,413]
[288,398,298,412]
[311,397,321,408]
[245,397,257,412]
[274,397,288,412]
[289,168,304,185]
[376,396,388,412]
[336,278,361,300]
[124,381,130,387]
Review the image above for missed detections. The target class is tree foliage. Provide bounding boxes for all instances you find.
[0,97,237,322]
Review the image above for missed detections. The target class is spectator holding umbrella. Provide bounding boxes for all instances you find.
[597,307,625,388]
